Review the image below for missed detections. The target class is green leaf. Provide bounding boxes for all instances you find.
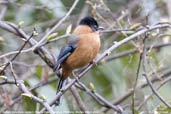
[47,33,58,41]
[89,82,95,92]
[156,102,171,113]
[23,95,36,111]
[129,23,142,30]
[33,30,39,36]
[0,36,5,42]
[18,21,25,26]
[40,95,47,101]
[65,24,72,35]
[27,78,70,112]
[134,109,140,114]
[0,75,7,80]
[35,66,43,79]
[22,93,32,98]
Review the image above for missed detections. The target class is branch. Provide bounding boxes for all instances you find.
[137,76,171,110]
[0,76,58,112]
[103,42,171,62]
[75,80,123,113]
[141,32,171,109]
[0,21,54,69]
[0,31,34,75]
[0,78,55,114]
[17,80,55,114]
[131,43,143,114]
[32,0,79,49]
[0,4,7,20]
[0,47,33,59]
[70,85,89,114]
[100,68,171,113]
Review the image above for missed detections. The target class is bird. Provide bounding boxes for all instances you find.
[53,16,103,95]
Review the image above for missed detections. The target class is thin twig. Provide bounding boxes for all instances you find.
[32,0,79,49]
[0,47,33,59]
[0,32,34,75]
[70,85,89,114]
[131,47,142,114]
[9,62,17,84]
[100,68,171,113]
[75,80,123,113]
[17,80,55,114]
[142,32,171,109]
[71,73,123,113]
[132,32,148,113]
[137,76,171,110]
[100,29,134,33]
[103,42,171,62]
[39,34,70,47]
[0,77,58,112]
[0,75,55,113]
[0,21,54,68]
[0,5,7,20]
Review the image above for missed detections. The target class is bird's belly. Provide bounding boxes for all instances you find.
[63,33,100,71]
[66,45,99,69]
[67,49,92,68]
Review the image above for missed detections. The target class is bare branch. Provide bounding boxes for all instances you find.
[0,77,58,112]
[0,21,54,68]
[137,76,171,110]
[32,0,79,49]
[103,42,171,62]
[0,32,34,75]
[141,32,171,109]
[70,85,89,114]
[17,80,55,114]
[75,80,123,113]
[101,68,171,113]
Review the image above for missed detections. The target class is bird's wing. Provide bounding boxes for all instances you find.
[53,35,80,71]
[67,34,80,46]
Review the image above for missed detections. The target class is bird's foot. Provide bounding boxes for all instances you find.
[90,60,98,66]
[54,98,60,106]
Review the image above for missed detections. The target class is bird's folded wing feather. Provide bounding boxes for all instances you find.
[53,35,80,71]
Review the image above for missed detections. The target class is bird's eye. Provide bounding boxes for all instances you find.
[94,25,98,30]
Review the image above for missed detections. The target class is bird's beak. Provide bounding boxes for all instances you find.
[98,26,104,31]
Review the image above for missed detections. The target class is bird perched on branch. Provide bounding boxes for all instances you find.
[53,16,103,95]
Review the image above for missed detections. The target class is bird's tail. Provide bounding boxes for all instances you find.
[55,77,65,105]
[53,61,60,72]
[57,78,64,93]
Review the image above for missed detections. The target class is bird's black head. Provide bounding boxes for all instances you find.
[79,16,99,32]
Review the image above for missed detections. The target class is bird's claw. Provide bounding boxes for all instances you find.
[106,51,111,56]
[90,60,98,66]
